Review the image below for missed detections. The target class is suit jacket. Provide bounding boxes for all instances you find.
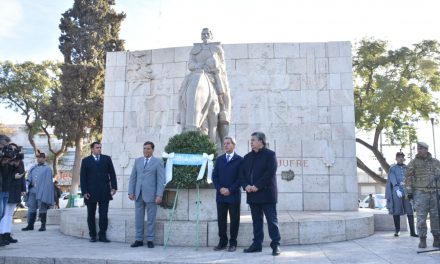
[212,152,243,204]
[240,147,278,204]
[128,156,165,203]
[80,154,117,203]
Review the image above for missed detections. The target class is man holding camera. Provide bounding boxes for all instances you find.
[0,135,26,246]
[0,135,13,247]
[22,152,54,232]
[0,135,12,223]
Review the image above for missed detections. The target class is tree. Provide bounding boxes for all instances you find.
[354,39,440,184]
[0,61,68,175]
[57,0,125,194]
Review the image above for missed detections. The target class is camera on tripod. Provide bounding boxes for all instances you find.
[0,143,24,161]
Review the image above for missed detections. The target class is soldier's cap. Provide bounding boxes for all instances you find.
[395,152,405,157]
[417,142,429,149]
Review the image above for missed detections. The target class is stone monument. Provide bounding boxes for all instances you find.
[177,28,231,147]
[60,33,373,246]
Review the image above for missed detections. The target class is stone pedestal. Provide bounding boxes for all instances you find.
[60,209,375,246]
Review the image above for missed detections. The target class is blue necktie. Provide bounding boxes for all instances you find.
[226,154,231,162]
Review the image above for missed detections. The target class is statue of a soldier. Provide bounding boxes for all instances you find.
[178,28,231,146]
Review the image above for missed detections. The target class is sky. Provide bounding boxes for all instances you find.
[1,0,440,159]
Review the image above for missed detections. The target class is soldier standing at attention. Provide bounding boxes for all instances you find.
[405,142,440,248]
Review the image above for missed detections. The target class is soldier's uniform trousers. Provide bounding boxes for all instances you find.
[414,190,440,237]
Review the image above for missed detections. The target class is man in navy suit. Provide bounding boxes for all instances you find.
[240,132,281,256]
[212,136,243,252]
[80,142,117,243]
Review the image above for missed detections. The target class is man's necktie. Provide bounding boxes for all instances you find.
[144,158,149,168]
[226,154,231,162]
[95,156,99,162]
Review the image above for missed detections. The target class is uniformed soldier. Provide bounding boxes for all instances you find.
[405,142,440,248]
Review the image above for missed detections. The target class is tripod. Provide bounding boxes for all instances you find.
[417,175,440,254]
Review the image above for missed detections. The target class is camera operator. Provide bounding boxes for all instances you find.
[0,142,25,246]
[0,135,26,246]
[0,135,12,219]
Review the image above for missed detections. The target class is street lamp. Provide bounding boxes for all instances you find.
[431,117,437,158]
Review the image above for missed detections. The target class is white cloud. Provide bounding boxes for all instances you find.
[0,0,23,38]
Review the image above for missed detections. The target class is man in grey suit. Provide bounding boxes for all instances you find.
[128,141,165,248]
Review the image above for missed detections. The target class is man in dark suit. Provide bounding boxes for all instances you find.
[80,141,117,243]
[240,132,281,256]
[212,136,243,252]
[128,141,165,248]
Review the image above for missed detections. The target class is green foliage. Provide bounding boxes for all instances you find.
[0,60,61,148]
[354,38,440,147]
[56,0,125,194]
[0,61,71,175]
[0,61,60,121]
[56,0,125,142]
[354,39,440,183]
[164,131,217,188]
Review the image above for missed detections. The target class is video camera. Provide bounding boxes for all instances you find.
[0,143,24,161]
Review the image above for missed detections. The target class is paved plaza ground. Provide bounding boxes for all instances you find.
[0,223,439,263]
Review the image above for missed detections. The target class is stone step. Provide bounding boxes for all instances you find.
[60,208,374,246]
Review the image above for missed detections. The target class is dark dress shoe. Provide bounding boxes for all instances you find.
[272,246,281,256]
[98,236,110,243]
[147,241,154,248]
[394,232,400,237]
[411,233,419,237]
[89,237,97,242]
[213,243,227,251]
[243,244,262,253]
[130,240,143,247]
[228,245,237,252]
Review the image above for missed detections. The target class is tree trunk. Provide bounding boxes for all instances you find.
[52,154,61,177]
[70,134,83,195]
[52,147,68,177]
[356,137,391,174]
[357,157,387,185]
[24,117,38,155]
[41,126,68,177]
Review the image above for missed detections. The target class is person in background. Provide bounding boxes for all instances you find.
[385,152,418,237]
[0,136,25,246]
[22,152,54,232]
[368,194,375,209]
[0,157,25,244]
[53,181,62,209]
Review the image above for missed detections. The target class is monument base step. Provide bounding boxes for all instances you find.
[60,208,374,246]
